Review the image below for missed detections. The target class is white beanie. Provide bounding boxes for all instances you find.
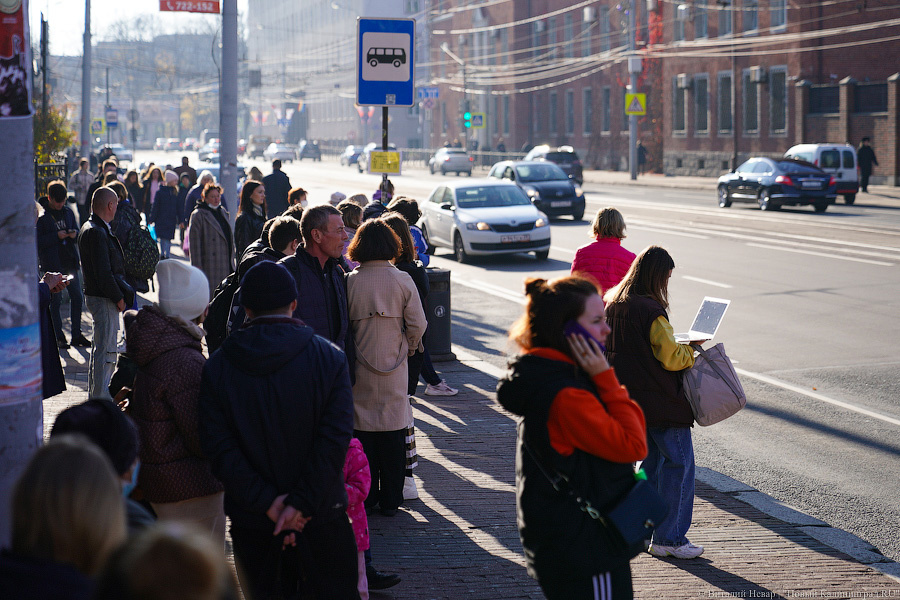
[330,191,347,206]
[156,260,210,321]
[164,169,179,185]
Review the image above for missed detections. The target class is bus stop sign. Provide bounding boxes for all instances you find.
[357,18,415,107]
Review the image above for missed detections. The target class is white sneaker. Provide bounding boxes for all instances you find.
[648,541,704,559]
[424,380,458,396]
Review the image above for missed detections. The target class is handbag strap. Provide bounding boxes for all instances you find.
[522,438,607,525]
[694,345,743,399]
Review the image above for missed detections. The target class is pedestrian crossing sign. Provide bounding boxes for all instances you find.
[625,93,647,116]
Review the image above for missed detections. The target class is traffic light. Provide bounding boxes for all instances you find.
[463,111,472,128]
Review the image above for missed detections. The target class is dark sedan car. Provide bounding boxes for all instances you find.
[523,145,584,185]
[717,157,836,213]
[488,160,585,220]
[298,140,321,161]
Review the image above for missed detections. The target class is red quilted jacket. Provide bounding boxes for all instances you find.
[571,237,636,294]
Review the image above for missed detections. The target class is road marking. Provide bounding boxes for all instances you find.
[629,224,710,239]
[735,368,900,428]
[683,275,733,288]
[453,276,526,305]
[550,245,574,254]
[745,243,893,266]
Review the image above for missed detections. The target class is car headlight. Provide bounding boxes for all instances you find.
[535,217,548,228]
[524,186,540,200]
[574,186,584,198]
[466,222,491,231]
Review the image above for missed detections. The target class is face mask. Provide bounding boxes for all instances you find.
[122,461,140,498]
[300,199,308,209]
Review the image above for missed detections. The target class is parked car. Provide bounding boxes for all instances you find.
[154,137,167,151]
[164,138,182,152]
[357,142,398,173]
[297,140,322,161]
[198,141,220,162]
[429,148,474,176]
[784,143,858,204]
[183,137,199,151]
[104,143,133,163]
[487,160,585,220]
[716,157,836,213]
[418,179,551,263]
[339,144,363,166]
[263,142,296,163]
[523,144,584,185]
[246,135,272,159]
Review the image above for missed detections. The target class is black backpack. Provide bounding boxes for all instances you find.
[122,224,160,282]
[204,272,240,354]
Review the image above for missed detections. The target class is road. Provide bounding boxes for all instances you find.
[135,150,900,563]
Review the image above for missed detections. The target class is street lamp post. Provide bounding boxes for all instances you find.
[441,42,468,150]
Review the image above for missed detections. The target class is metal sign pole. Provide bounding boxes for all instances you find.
[382,106,389,187]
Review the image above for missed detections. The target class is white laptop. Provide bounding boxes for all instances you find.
[674,297,731,343]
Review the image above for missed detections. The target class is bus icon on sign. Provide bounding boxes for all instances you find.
[367,47,406,68]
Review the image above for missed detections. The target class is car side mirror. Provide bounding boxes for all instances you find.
[439,203,454,211]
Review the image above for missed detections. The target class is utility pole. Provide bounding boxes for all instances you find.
[441,42,468,150]
[628,0,639,181]
[0,0,42,547]
[220,0,239,230]
[80,0,91,162]
[105,67,111,146]
[41,14,48,128]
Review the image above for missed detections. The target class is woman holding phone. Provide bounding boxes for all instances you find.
[604,245,703,560]
[497,275,647,599]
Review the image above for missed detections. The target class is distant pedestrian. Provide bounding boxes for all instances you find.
[605,246,705,560]
[234,180,267,259]
[571,207,636,295]
[362,179,393,222]
[337,200,362,271]
[185,170,215,218]
[637,141,650,175]
[199,260,358,599]
[497,275,647,599]
[248,166,264,182]
[387,197,429,267]
[857,137,878,193]
[189,183,235,296]
[330,191,347,207]
[173,156,198,187]
[149,170,183,259]
[177,172,192,242]
[68,157,95,226]
[348,193,368,208]
[262,159,292,218]
[123,170,143,212]
[78,187,129,401]
[496,138,507,153]
[288,186,308,208]
[88,159,121,219]
[142,166,164,216]
[37,181,89,348]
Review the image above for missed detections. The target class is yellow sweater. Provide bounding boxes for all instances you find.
[649,316,696,371]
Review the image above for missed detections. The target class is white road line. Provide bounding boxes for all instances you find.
[453,277,527,305]
[629,224,710,239]
[735,368,900,428]
[682,275,733,288]
[551,245,574,254]
[745,243,893,266]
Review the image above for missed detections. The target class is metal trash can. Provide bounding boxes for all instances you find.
[424,267,455,362]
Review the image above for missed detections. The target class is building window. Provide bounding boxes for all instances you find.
[743,0,758,33]
[548,17,558,58]
[550,91,558,135]
[695,0,708,38]
[674,16,684,42]
[532,22,541,59]
[583,88,593,135]
[742,70,759,133]
[564,14,574,58]
[695,75,709,133]
[494,96,500,136]
[582,21,591,57]
[673,79,686,133]
[501,29,508,65]
[532,94,540,135]
[771,0,786,29]
[770,67,787,133]
[718,73,733,133]
[566,90,575,135]
[622,87,628,129]
[600,6,610,51]
[602,86,611,132]
[718,3,732,36]
[503,96,510,136]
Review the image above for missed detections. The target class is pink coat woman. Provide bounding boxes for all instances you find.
[344,438,371,552]
[571,207,636,294]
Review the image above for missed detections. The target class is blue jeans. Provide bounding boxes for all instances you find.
[643,427,695,547]
[85,295,119,401]
[159,238,171,259]
[49,269,84,339]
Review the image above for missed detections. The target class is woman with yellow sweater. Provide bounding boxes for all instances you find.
[604,245,704,560]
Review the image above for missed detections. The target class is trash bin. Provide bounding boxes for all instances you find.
[424,267,455,362]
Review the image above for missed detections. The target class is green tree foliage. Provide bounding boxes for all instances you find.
[33,101,76,163]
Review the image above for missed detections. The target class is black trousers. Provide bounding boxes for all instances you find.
[861,167,872,192]
[355,428,406,512]
[231,513,359,600]
[538,564,633,600]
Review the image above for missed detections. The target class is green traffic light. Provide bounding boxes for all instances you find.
[464,111,472,119]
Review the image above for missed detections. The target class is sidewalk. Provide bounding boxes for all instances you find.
[45,342,900,599]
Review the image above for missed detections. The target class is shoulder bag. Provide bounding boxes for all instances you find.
[683,343,747,426]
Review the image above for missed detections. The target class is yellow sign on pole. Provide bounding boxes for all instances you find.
[368,151,402,174]
[91,118,106,135]
[625,93,647,116]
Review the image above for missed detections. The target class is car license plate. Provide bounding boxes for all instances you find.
[501,234,530,243]
[801,180,822,189]
[550,201,571,207]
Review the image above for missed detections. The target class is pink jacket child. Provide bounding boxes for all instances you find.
[344,438,372,552]
[571,237,636,294]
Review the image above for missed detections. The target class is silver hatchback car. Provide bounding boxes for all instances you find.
[429,148,473,176]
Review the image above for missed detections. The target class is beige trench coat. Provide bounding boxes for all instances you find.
[348,261,427,432]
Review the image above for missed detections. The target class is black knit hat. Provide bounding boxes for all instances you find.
[50,399,139,476]
[240,261,298,312]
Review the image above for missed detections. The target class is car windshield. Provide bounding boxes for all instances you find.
[546,151,578,163]
[444,150,466,156]
[516,164,569,182]
[777,161,823,175]
[455,186,531,209]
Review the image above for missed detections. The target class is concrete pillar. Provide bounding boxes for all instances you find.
[887,73,899,186]
[794,80,810,144]
[839,76,856,145]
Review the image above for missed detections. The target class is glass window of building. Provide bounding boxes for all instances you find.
[695,75,709,133]
[744,0,758,32]
[673,80,686,133]
[771,0,786,29]
[695,0,708,38]
[743,71,759,132]
[718,73,733,133]
[718,3,732,36]
[566,90,575,135]
[770,68,787,133]
[602,87,611,132]
[583,88,593,135]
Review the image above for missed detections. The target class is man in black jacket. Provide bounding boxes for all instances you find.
[37,181,90,348]
[857,137,878,193]
[199,261,357,599]
[78,187,127,400]
[262,159,292,218]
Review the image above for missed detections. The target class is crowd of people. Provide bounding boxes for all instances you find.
[25,157,460,599]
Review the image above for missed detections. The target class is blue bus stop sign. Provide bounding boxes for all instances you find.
[357,18,415,107]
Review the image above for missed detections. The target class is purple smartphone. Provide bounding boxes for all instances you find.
[563,320,606,353]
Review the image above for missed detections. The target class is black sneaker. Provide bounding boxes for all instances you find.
[71,334,91,347]
[366,567,401,590]
[57,338,69,349]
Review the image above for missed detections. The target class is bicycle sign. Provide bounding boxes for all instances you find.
[357,18,415,107]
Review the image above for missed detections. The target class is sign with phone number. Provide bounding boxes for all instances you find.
[159,1,221,13]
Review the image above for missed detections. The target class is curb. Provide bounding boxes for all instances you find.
[450,344,900,583]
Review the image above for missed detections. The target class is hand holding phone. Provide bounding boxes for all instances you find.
[564,320,610,376]
[563,320,606,353]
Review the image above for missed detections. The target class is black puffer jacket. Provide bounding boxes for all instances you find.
[199,317,353,533]
[497,353,638,578]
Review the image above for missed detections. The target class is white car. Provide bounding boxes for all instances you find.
[263,143,296,163]
[419,180,551,263]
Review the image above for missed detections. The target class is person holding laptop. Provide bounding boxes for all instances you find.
[603,245,706,560]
